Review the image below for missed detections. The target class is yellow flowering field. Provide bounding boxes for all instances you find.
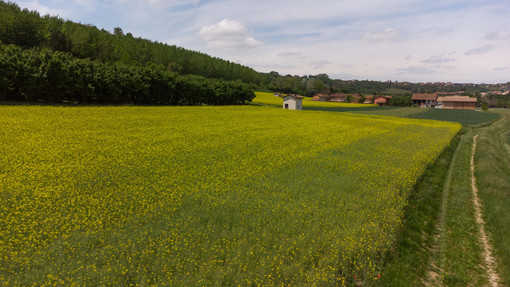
[0,105,459,285]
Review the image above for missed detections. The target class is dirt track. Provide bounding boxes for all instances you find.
[470,135,500,287]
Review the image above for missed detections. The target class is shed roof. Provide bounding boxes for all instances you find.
[437,96,477,103]
[412,93,438,101]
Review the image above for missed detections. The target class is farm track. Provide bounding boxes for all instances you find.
[423,132,501,287]
[422,133,464,286]
[470,135,500,287]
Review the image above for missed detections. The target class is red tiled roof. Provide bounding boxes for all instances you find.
[437,96,477,103]
[313,94,330,98]
[437,92,462,96]
[412,93,438,101]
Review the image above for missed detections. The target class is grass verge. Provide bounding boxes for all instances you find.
[378,129,493,286]
[475,109,510,286]
[376,131,460,286]
[438,131,487,286]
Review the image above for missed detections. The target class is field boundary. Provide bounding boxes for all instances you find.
[471,135,501,287]
[422,132,464,286]
[376,132,461,286]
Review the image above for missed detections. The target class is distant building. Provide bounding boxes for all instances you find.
[329,94,348,102]
[364,95,374,104]
[312,94,330,101]
[330,94,361,103]
[282,94,304,110]
[373,95,392,106]
[412,93,438,108]
[437,96,477,110]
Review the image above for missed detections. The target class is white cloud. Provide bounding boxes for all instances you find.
[17,0,64,16]
[421,54,455,64]
[397,66,435,75]
[310,61,331,69]
[199,19,263,49]
[130,0,198,6]
[363,28,401,41]
[277,52,303,57]
[68,0,97,9]
[465,45,495,55]
[484,29,510,40]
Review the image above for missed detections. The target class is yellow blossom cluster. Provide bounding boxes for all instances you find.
[0,105,460,285]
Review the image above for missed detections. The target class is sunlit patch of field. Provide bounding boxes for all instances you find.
[0,105,459,285]
[252,92,373,108]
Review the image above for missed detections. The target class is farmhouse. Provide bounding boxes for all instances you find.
[373,95,392,106]
[313,93,388,104]
[437,96,477,110]
[329,94,362,103]
[312,94,330,101]
[282,94,304,110]
[412,93,438,108]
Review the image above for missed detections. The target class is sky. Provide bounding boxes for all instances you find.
[12,0,510,83]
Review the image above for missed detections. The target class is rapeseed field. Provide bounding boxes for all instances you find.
[0,105,460,285]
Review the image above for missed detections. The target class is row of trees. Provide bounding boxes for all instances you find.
[481,94,510,108]
[2,1,502,105]
[0,1,262,85]
[0,44,254,105]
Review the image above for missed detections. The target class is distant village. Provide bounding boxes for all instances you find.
[313,92,481,110]
[276,91,502,111]
[311,94,392,105]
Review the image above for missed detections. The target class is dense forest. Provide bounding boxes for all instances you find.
[0,44,254,105]
[0,0,507,105]
[0,1,261,84]
[0,1,255,105]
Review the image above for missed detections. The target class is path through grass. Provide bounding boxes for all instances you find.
[475,109,510,286]
[380,109,509,286]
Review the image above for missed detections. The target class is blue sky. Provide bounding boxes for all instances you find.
[13,0,510,83]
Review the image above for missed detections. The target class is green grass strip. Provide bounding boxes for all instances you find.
[377,132,461,286]
[379,129,496,286]
[475,109,510,286]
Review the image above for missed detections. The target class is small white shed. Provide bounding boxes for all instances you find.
[282,94,304,110]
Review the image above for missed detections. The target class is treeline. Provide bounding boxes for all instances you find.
[262,72,501,100]
[1,1,502,105]
[481,94,510,108]
[0,44,254,105]
[0,1,261,85]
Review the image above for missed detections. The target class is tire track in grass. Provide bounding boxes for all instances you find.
[471,134,501,287]
[423,134,464,286]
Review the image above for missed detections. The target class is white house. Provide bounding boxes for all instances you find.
[282,94,304,110]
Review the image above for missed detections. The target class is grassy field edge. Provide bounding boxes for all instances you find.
[475,109,510,286]
[377,130,462,286]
